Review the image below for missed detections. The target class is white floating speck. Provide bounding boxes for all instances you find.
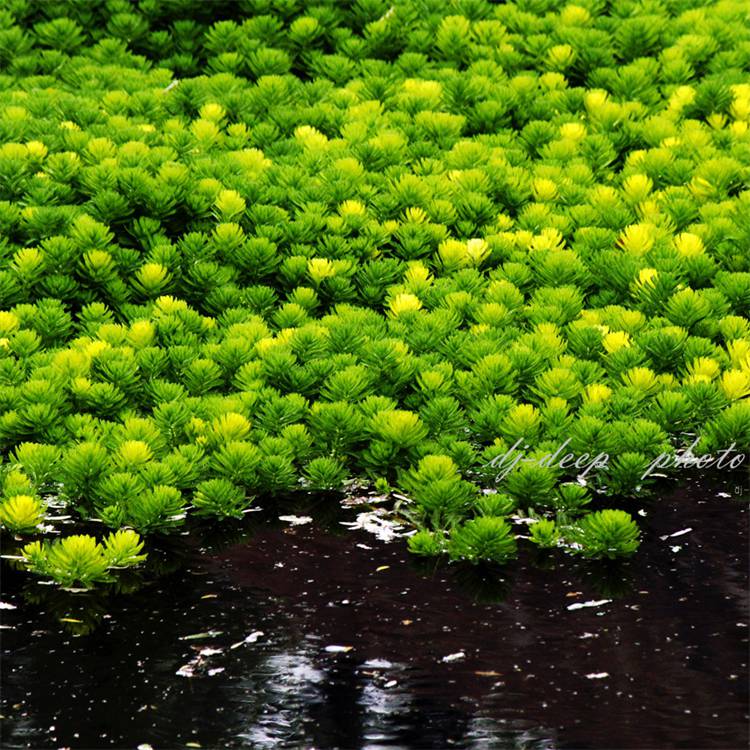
[384,680,398,688]
[659,528,692,540]
[670,545,682,553]
[341,511,408,542]
[207,667,225,676]
[230,630,264,650]
[279,515,313,526]
[324,645,353,653]
[585,672,609,679]
[0,601,17,610]
[363,658,394,669]
[441,652,466,663]
[567,599,612,611]
[512,517,538,525]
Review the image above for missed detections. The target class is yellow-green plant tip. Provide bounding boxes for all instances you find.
[0,494,45,533]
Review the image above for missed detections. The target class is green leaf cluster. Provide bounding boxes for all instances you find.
[21,529,146,587]
[0,0,748,576]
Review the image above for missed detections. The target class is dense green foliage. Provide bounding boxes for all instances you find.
[1,0,749,582]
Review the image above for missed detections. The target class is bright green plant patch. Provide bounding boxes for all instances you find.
[1,0,749,586]
[21,529,146,587]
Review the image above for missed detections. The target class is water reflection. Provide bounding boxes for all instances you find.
[230,643,557,750]
[235,648,327,747]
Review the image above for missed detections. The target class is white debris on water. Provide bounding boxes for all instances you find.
[659,528,692,540]
[230,630,264,649]
[340,510,408,542]
[324,645,353,653]
[585,672,609,679]
[342,493,388,507]
[363,658,395,669]
[176,663,196,678]
[512,516,538,525]
[441,652,466,663]
[278,515,313,526]
[567,599,612,611]
[0,601,17,610]
[176,644,228,677]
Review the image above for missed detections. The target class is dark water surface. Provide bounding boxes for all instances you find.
[1,476,748,750]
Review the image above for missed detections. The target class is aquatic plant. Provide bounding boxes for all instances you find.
[528,519,560,549]
[448,517,518,564]
[567,510,641,560]
[101,529,148,568]
[193,478,251,520]
[0,0,747,587]
[474,493,516,518]
[407,529,446,557]
[0,493,45,533]
[21,530,146,587]
[303,457,348,490]
[399,454,476,528]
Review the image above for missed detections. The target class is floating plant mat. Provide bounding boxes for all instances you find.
[0,4,750,604]
[1,477,747,749]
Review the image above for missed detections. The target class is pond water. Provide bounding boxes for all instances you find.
[1,475,748,749]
